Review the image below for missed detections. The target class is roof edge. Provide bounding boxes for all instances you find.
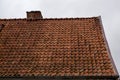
[0,75,119,79]
[0,16,99,21]
[98,16,119,76]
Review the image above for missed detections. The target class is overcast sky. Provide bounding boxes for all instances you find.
[0,0,120,74]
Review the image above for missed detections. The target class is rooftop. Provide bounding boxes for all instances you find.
[0,11,119,79]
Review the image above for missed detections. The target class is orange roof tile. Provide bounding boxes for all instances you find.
[0,14,119,79]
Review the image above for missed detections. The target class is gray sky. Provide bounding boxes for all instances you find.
[0,0,120,74]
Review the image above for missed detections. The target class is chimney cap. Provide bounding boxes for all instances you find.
[27,11,41,13]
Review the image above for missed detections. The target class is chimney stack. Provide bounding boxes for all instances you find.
[27,11,43,19]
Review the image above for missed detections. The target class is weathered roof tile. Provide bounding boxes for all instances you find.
[0,16,119,79]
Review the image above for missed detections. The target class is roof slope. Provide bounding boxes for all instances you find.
[0,17,118,78]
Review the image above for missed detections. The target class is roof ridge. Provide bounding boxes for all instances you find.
[0,16,99,21]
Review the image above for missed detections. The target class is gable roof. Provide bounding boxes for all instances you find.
[0,14,119,79]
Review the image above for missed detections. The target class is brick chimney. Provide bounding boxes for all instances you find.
[27,11,43,19]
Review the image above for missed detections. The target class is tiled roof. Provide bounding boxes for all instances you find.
[0,17,119,78]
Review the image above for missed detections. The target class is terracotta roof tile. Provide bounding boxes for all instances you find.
[0,17,119,78]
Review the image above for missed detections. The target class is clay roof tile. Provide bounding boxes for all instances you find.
[0,15,119,79]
